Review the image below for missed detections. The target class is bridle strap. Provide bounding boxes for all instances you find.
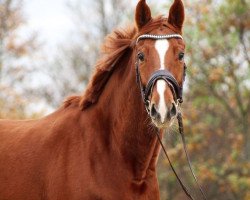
[136,60,182,114]
[177,113,207,200]
[136,34,185,107]
[155,114,207,200]
[155,131,194,200]
[144,70,182,103]
[135,33,207,200]
[135,61,150,112]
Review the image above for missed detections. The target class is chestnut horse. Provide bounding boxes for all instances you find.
[0,0,187,199]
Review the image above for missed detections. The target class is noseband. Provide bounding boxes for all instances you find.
[135,34,207,200]
[135,34,186,113]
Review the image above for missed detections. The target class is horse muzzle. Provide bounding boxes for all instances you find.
[141,69,183,129]
[150,100,177,128]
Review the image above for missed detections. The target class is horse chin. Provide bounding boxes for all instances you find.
[151,119,173,130]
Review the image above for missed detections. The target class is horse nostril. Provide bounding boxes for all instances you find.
[150,104,158,119]
[170,103,177,118]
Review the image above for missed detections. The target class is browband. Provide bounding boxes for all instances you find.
[136,34,183,44]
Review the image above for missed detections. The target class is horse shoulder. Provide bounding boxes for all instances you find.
[0,107,92,199]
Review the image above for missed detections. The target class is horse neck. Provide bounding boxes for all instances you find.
[95,52,161,180]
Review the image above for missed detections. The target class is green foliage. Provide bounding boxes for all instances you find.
[158,0,250,199]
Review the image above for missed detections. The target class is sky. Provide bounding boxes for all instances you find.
[18,0,181,113]
[23,0,74,50]
[23,0,167,51]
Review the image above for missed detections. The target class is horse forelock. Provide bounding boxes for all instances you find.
[64,16,170,110]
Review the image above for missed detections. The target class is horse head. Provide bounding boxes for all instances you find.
[135,0,186,129]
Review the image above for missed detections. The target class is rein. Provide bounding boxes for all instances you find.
[135,34,207,200]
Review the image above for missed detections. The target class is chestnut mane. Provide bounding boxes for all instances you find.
[64,16,166,110]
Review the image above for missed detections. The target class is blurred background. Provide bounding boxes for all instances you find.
[0,0,249,199]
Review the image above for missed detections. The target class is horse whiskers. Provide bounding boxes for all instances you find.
[170,121,179,131]
[144,115,152,124]
[148,123,157,135]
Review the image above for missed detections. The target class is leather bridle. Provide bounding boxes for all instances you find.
[135,34,185,114]
[135,34,207,200]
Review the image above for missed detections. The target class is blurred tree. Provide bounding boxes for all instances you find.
[44,0,132,106]
[158,0,250,199]
[0,0,41,119]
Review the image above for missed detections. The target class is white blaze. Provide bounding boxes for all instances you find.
[155,40,169,70]
[155,40,169,123]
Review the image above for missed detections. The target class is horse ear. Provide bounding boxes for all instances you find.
[168,0,185,31]
[135,0,152,30]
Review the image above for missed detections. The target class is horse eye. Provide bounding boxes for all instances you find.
[179,52,185,61]
[138,52,145,62]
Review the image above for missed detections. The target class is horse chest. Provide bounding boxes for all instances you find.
[43,163,160,200]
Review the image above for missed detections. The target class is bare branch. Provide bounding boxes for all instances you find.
[227,55,247,117]
[239,25,250,67]
[192,64,240,120]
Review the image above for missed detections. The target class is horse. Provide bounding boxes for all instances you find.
[0,0,186,199]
